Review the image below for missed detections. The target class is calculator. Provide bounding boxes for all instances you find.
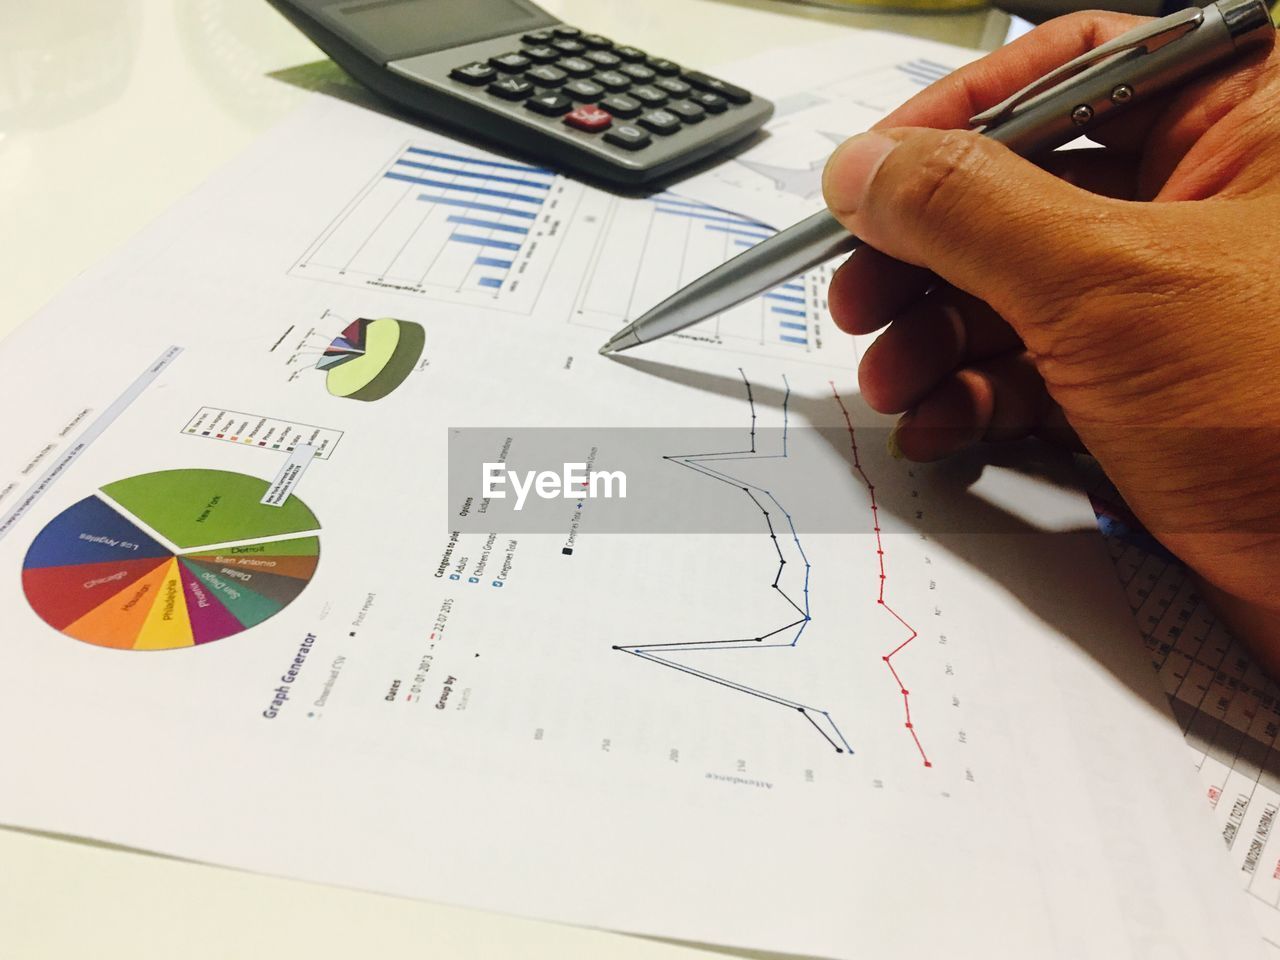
[266,0,774,186]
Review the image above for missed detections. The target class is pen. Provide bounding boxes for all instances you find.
[598,0,1275,356]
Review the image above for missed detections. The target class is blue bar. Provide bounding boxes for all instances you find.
[395,158,551,191]
[478,277,504,288]
[771,306,807,317]
[917,58,954,76]
[449,234,523,252]
[897,65,942,85]
[475,256,513,269]
[779,321,807,331]
[405,146,552,176]
[781,282,804,292]
[733,239,753,248]
[385,171,544,204]
[703,224,774,240]
[417,194,538,219]
[765,292,805,304]
[780,334,808,345]
[655,206,772,230]
[651,193,718,210]
[446,215,529,235]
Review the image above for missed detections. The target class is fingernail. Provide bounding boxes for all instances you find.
[886,416,907,460]
[823,132,897,217]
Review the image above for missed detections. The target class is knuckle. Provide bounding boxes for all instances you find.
[883,130,990,225]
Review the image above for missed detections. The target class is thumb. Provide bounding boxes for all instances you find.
[822,128,1136,325]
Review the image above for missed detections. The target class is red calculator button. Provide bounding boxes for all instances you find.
[563,106,612,132]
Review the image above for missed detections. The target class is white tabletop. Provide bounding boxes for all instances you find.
[0,2,1000,956]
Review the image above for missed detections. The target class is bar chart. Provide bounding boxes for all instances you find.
[291,144,581,314]
[569,193,832,358]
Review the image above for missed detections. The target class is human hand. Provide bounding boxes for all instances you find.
[821,11,1280,663]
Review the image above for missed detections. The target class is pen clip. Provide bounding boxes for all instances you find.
[968,6,1205,128]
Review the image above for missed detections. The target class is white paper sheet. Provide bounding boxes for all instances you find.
[677,34,980,227]
[0,46,1262,959]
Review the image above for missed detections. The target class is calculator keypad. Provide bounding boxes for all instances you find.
[443,24,758,160]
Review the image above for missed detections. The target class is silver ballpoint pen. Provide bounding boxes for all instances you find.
[599,0,1275,356]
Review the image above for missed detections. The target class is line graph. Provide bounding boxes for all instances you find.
[830,383,930,767]
[613,371,852,754]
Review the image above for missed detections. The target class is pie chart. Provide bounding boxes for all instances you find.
[21,469,320,651]
[317,317,425,402]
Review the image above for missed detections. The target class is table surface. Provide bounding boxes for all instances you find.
[0,2,1002,956]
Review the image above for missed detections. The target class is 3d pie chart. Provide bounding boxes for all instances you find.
[21,469,320,650]
[317,317,425,402]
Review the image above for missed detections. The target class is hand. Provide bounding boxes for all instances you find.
[821,11,1280,665]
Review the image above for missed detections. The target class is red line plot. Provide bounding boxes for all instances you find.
[829,383,931,768]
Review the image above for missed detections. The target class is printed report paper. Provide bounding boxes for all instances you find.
[0,32,1263,960]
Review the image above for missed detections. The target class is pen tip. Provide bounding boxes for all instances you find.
[598,344,614,356]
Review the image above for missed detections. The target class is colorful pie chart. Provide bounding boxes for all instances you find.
[317,317,425,402]
[22,469,320,651]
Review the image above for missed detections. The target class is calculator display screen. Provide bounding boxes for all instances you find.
[321,0,554,60]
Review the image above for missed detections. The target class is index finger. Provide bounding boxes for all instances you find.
[874,10,1144,131]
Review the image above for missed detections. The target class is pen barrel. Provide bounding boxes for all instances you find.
[984,0,1275,156]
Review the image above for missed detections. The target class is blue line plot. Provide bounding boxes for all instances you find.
[613,371,853,755]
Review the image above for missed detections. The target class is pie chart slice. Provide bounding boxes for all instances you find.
[22,471,320,651]
[324,318,424,402]
[101,469,318,550]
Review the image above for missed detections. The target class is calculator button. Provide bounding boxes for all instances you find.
[683,71,751,104]
[563,105,612,132]
[487,77,534,100]
[584,50,621,68]
[604,124,652,150]
[564,78,606,102]
[558,56,595,77]
[638,109,681,135]
[594,70,632,92]
[450,62,496,85]
[614,45,646,61]
[654,77,691,97]
[526,65,568,87]
[620,63,656,82]
[666,100,706,124]
[552,38,586,54]
[525,92,573,116]
[629,85,668,107]
[599,94,641,118]
[523,45,561,64]
[490,52,532,72]
[646,57,681,76]
[523,28,555,43]
[553,24,582,37]
[689,90,727,113]
[581,34,613,49]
